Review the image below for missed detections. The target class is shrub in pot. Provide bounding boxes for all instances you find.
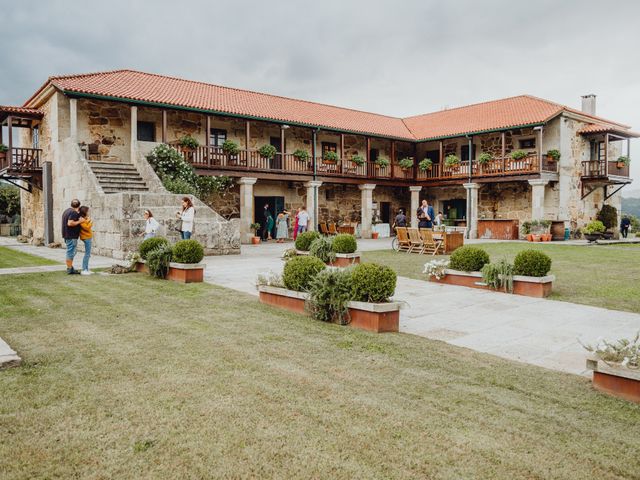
[306,268,353,324]
[332,234,357,254]
[293,149,309,162]
[323,151,339,164]
[295,231,321,251]
[351,155,365,166]
[282,256,326,291]
[350,263,397,303]
[250,222,261,244]
[444,154,460,168]
[222,140,240,156]
[418,158,433,171]
[582,220,606,241]
[375,157,390,168]
[309,236,336,264]
[478,152,492,164]
[178,135,199,150]
[546,149,561,162]
[513,250,552,277]
[139,237,170,260]
[172,239,204,264]
[258,144,277,160]
[146,243,174,278]
[616,155,630,168]
[448,246,490,272]
[510,150,528,160]
[398,157,414,170]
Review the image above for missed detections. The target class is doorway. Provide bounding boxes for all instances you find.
[270,136,282,170]
[380,202,392,224]
[254,196,285,239]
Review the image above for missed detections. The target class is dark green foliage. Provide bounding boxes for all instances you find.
[146,243,174,278]
[196,175,233,198]
[0,185,20,217]
[596,204,618,230]
[481,259,514,292]
[513,250,552,277]
[282,256,326,291]
[162,177,197,195]
[511,150,528,160]
[222,140,240,155]
[258,144,277,159]
[350,263,397,303]
[295,231,321,251]
[306,268,353,324]
[332,234,357,254]
[309,237,336,264]
[139,237,170,260]
[449,246,490,272]
[293,149,310,161]
[172,239,204,264]
[178,135,199,149]
[323,151,339,162]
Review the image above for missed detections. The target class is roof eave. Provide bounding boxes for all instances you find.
[414,122,547,143]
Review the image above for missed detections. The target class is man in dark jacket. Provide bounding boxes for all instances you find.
[62,199,84,274]
[620,216,631,239]
[393,209,407,229]
[262,203,270,241]
[417,199,434,229]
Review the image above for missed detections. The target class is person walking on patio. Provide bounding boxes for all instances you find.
[142,209,160,239]
[276,210,290,243]
[176,197,195,240]
[78,205,94,275]
[620,216,631,238]
[61,199,84,275]
[297,206,309,234]
[292,207,301,241]
[417,199,434,229]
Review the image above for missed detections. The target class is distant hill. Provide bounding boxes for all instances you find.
[622,196,640,217]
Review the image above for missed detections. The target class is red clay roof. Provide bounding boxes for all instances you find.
[577,123,640,137]
[24,69,635,141]
[0,105,43,118]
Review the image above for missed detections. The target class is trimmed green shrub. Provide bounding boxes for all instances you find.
[478,152,492,164]
[306,268,353,324]
[162,177,197,195]
[332,234,357,254]
[146,243,173,278]
[596,205,618,230]
[295,231,321,251]
[309,237,336,264]
[351,263,397,303]
[444,154,460,167]
[283,256,326,291]
[513,250,552,277]
[173,239,204,264]
[178,135,199,149]
[449,246,490,272]
[511,150,528,160]
[139,237,170,260]
[582,220,606,235]
[375,157,390,167]
[258,144,277,159]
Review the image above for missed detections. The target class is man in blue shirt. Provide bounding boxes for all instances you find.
[417,199,435,229]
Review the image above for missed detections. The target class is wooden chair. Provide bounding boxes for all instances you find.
[419,228,443,255]
[406,228,423,254]
[319,222,329,236]
[395,227,411,252]
[328,222,338,235]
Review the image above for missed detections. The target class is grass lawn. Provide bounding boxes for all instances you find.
[0,246,59,268]
[362,243,640,313]
[1,273,639,479]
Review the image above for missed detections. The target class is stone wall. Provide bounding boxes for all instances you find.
[478,182,531,221]
[77,99,130,163]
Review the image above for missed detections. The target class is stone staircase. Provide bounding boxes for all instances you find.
[88,161,149,194]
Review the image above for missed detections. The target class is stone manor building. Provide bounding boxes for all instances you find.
[0,70,635,255]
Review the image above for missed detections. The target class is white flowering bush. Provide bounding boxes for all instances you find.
[423,259,449,280]
[581,332,640,369]
[146,144,197,185]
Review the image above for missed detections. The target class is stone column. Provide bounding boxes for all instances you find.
[239,177,257,244]
[528,179,549,220]
[359,183,376,238]
[130,105,138,163]
[409,186,422,227]
[42,161,54,245]
[305,180,323,231]
[463,183,480,239]
[69,98,78,143]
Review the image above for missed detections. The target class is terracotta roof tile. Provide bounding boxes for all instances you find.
[0,105,43,117]
[24,70,635,141]
[577,123,640,137]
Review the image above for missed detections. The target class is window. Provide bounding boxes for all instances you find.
[370,148,379,162]
[210,129,227,147]
[519,138,536,149]
[321,142,337,154]
[425,149,439,163]
[460,144,477,161]
[137,121,155,142]
[32,127,39,149]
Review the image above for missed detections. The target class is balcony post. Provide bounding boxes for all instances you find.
[312,129,317,179]
[604,133,609,176]
[205,116,211,147]
[391,140,396,179]
[161,110,167,144]
[280,125,285,169]
[130,105,137,163]
[245,120,251,168]
[238,177,258,244]
[501,131,506,173]
[439,140,443,164]
[366,136,371,177]
[537,126,543,172]
[340,133,345,174]
[7,116,12,153]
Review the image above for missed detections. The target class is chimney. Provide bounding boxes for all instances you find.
[581,94,596,115]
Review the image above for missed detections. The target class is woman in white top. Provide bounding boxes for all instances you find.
[143,209,160,239]
[176,197,195,240]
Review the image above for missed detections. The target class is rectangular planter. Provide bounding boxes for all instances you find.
[258,285,400,333]
[586,356,640,403]
[135,260,149,274]
[429,269,554,298]
[167,262,205,283]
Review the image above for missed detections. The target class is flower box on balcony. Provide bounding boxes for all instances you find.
[429,268,554,298]
[586,355,640,403]
[258,285,401,333]
[166,262,205,283]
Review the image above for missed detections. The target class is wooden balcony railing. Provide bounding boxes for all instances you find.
[0,147,42,173]
[581,160,630,178]
[179,147,555,183]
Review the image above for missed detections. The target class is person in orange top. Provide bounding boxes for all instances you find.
[78,206,94,276]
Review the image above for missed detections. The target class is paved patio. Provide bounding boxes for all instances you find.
[2,236,639,376]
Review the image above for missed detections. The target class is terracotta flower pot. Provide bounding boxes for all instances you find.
[251,236,261,245]
[526,234,534,242]
[372,232,379,239]
[532,234,541,242]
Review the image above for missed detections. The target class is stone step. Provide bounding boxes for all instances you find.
[89,161,138,170]
[103,186,150,193]
[95,175,146,182]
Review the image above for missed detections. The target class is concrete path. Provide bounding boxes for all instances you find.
[200,240,640,376]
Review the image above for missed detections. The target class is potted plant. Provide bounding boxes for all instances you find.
[398,157,414,170]
[444,154,460,170]
[250,222,261,245]
[596,204,618,239]
[478,152,492,165]
[511,150,528,160]
[418,158,433,172]
[582,333,640,403]
[617,155,630,168]
[323,151,339,164]
[581,220,606,242]
[178,135,199,152]
[375,157,390,169]
[0,144,7,162]
[258,144,277,160]
[351,155,365,167]
[546,149,561,162]
[166,239,206,283]
[293,149,309,163]
[222,140,240,156]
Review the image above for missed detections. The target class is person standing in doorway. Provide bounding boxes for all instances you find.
[297,206,309,234]
[262,203,271,241]
[417,199,434,229]
[78,205,94,275]
[62,199,84,275]
[176,197,195,239]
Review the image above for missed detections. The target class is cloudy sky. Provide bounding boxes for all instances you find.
[2,0,639,185]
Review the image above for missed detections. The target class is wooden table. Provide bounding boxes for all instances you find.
[433,231,464,254]
[477,219,519,240]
